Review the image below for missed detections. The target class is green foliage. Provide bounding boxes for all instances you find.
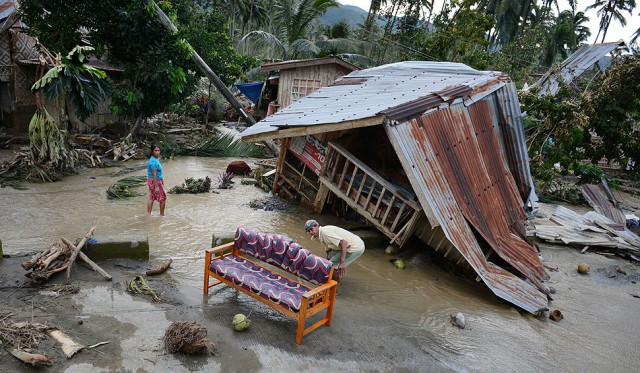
[20,0,247,120]
[32,46,111,121]
[519,84,589,169]
[106,176,148,199]
[415,1,495,69]
[583,54,640,166]
[168,176,212,194]
[574,163,605,184]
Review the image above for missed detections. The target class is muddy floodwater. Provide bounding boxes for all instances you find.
[2,156,640,372]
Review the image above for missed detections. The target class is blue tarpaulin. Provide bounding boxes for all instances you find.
[236,82,264,105]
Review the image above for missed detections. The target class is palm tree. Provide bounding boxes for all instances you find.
[587,0,636,42]
[239,0,351,60]
[544,10,591,66]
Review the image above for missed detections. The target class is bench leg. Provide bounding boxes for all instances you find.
[296,300,309,345]
[325,285,338,327]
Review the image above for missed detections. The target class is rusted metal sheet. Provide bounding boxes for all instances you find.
[530,42,625,96]
[385,101,549,313]
[581,184,626,225]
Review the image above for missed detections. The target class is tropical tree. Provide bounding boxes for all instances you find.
[587,0,636,42]
[543,10,590,66]
[27,45,111,178]
[240,0,359,60]
[20,0,250,125]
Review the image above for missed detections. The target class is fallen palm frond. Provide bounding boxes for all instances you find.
[190,133,269,158]
[126,275,160,302]
[106,176,147,199]
[163,321,216,355]
[168,177,211,194]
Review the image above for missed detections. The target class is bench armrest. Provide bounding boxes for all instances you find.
[206,242,235,256]
[302,279,338,299]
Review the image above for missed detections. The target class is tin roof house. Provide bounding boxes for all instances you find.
[242,61,550,313]
[259,57,360,116]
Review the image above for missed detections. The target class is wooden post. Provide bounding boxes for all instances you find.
[65,226,96,278]
[150,1,255,126]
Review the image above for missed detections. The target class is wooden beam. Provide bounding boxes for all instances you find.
[242,116,385,142]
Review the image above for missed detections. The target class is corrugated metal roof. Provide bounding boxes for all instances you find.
[241,61,503,140]
[385,101,549,313]
[529,42,624,96]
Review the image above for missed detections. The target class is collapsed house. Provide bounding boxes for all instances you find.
[242,61,551,313]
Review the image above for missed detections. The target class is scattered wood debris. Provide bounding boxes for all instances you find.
[146,259,173,276]
[21,226,112,283]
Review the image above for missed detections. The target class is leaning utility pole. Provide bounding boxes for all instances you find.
[150,1,256,126]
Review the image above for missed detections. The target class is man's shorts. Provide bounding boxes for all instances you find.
[327,247,364,268]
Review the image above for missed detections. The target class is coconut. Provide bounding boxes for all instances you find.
[232,313,251,332]
[384,245,398,255]
[393,259,406,269]
[577,263,590,274]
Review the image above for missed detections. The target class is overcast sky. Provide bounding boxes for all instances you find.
[338,0,640,45]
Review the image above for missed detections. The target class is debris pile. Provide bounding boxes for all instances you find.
[163,321,216,355]
[530,205,640,261]
[21,226,112,284]
[168,177,211,194]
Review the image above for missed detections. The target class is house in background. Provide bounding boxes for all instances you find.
[0,0,121,134]
[260,57,360,115]
[242,61,550,313]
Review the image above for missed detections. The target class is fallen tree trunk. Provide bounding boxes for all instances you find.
[146,258,173,276]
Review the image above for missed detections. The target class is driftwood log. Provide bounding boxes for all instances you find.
[146,259,173,276]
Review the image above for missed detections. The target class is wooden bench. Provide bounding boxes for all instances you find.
[204,226,338,344]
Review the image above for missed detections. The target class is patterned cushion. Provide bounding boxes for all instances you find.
[234,226,333,285]
[209,255,310,311]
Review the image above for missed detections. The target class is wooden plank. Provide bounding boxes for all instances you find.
[373,187,387,218]
[355,174,367,207]
[272,139,288,194]
[319,176,394,239]
[364,179,377,209]
[345,165,358,197]
[242,115,385,142]
[381,195,396,226]
[390,203,406,232]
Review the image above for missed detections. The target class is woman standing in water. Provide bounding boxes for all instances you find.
[147,144,166,216]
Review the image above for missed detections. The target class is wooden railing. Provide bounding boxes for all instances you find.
[318,142,422,246]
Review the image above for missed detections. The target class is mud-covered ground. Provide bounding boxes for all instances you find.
[2,155,640,372]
